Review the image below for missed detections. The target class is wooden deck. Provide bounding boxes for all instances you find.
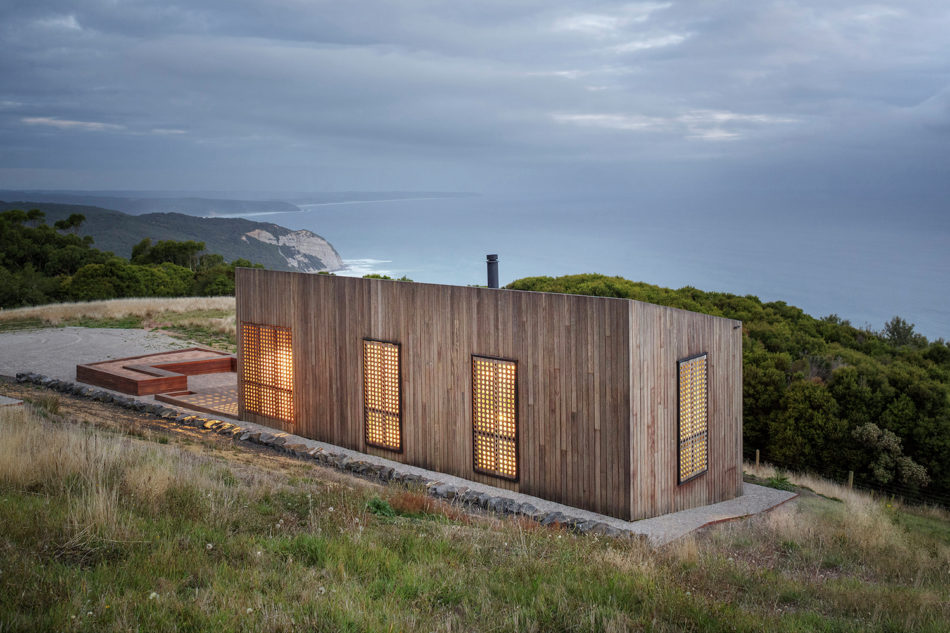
[76,348,236,396]
[155,386,238,418]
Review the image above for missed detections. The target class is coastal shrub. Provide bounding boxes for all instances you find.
[508,274,950,504]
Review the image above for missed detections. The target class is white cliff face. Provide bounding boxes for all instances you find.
[244,228,344,272]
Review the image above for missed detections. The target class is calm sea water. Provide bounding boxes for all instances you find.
[236,193,949,341]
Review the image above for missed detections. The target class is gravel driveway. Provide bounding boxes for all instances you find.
[0,326,188,381]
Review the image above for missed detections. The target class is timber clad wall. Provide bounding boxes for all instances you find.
[629,302,743,520]
[236,268,743,521]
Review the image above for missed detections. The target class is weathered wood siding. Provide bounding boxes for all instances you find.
[237,269,633,519]
[236,268,743,521]
[629,301,743,520]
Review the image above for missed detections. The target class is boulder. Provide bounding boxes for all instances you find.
[539,512,568,527]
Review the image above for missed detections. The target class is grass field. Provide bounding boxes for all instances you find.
[0,297,237,351]
[0,399,947,633]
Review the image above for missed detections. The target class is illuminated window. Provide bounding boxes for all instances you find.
[472,356,518,480]
[678,353,708,483]
[363,339,402,451]
[241,323,294,424]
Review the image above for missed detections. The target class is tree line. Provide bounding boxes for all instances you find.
[508,274,950,504]
[0,208,261,306]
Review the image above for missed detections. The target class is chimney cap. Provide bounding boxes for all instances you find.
[486,253,498,261]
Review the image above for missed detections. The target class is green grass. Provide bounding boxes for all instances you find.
[0,306,235,350]
[891,507,950,546]
[744,471,799,493]
[126,308,235,350]
[0,315,143,332]
[160,324,235,351]
[71,315,144,329]
[763,474,797,492]
[1,408,948,632]
[153,308,234,324]
[0,317,47,332]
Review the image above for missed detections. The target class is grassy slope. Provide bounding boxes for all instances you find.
[0,395,948,633]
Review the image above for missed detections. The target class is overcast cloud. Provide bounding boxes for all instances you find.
[1,1,948,200]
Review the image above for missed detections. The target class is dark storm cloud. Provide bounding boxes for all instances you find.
[0,1,948,195]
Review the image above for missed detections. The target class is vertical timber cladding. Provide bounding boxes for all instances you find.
[240,269,634,520]
[236,268,741,521]
[629,300,743,520]
[235,268,299,434]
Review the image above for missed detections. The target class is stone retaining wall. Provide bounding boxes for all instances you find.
[14,372,628,538]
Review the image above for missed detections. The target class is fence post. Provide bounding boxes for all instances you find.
[848,471,854,489]
[755,449,760,468]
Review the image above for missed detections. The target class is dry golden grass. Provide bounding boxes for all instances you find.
[0,296,235,325]
[0,296,238,349]
[745,458,950,523]
[735,460,950,582]
[744,459,897,546]
[163,312,237,337]
[0,405,243,538]
[743,460,842,497]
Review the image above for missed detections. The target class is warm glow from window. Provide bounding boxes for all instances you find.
[241,323,294,424]
[678,353,708,483]
[363,339,401,450]
[472,356,517,480]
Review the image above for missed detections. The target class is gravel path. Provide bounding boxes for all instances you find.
[0,326,797,545]
[0,327,188,381]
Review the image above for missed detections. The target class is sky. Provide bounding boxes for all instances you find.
[0,0,948,201]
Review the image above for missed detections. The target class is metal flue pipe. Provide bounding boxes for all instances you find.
[486,254,499,289]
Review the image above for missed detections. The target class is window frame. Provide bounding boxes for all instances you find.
[677,352,709,485]
[240,322,295,425]
[362,338,404,453]
[471,354,520,482]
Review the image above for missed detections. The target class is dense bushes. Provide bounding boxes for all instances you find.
[65,260,195,301]
[508,274,950,502]
[0,209,260,305]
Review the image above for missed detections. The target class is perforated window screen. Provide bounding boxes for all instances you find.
[363,340,402,451]
[240,323,294,424]
[472,356,518,480]
[678,353,708,483]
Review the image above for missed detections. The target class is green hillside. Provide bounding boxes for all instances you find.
[508,274,950,505]
[0,201,339,272]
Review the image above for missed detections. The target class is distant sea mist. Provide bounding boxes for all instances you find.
[215,193,948,341]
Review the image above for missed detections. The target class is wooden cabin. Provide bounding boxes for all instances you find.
[235,268,743,521]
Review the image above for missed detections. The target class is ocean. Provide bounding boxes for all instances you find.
[227,193,949,341]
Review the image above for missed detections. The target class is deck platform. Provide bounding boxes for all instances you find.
[76,348,236,396]
[155,385,239,418]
